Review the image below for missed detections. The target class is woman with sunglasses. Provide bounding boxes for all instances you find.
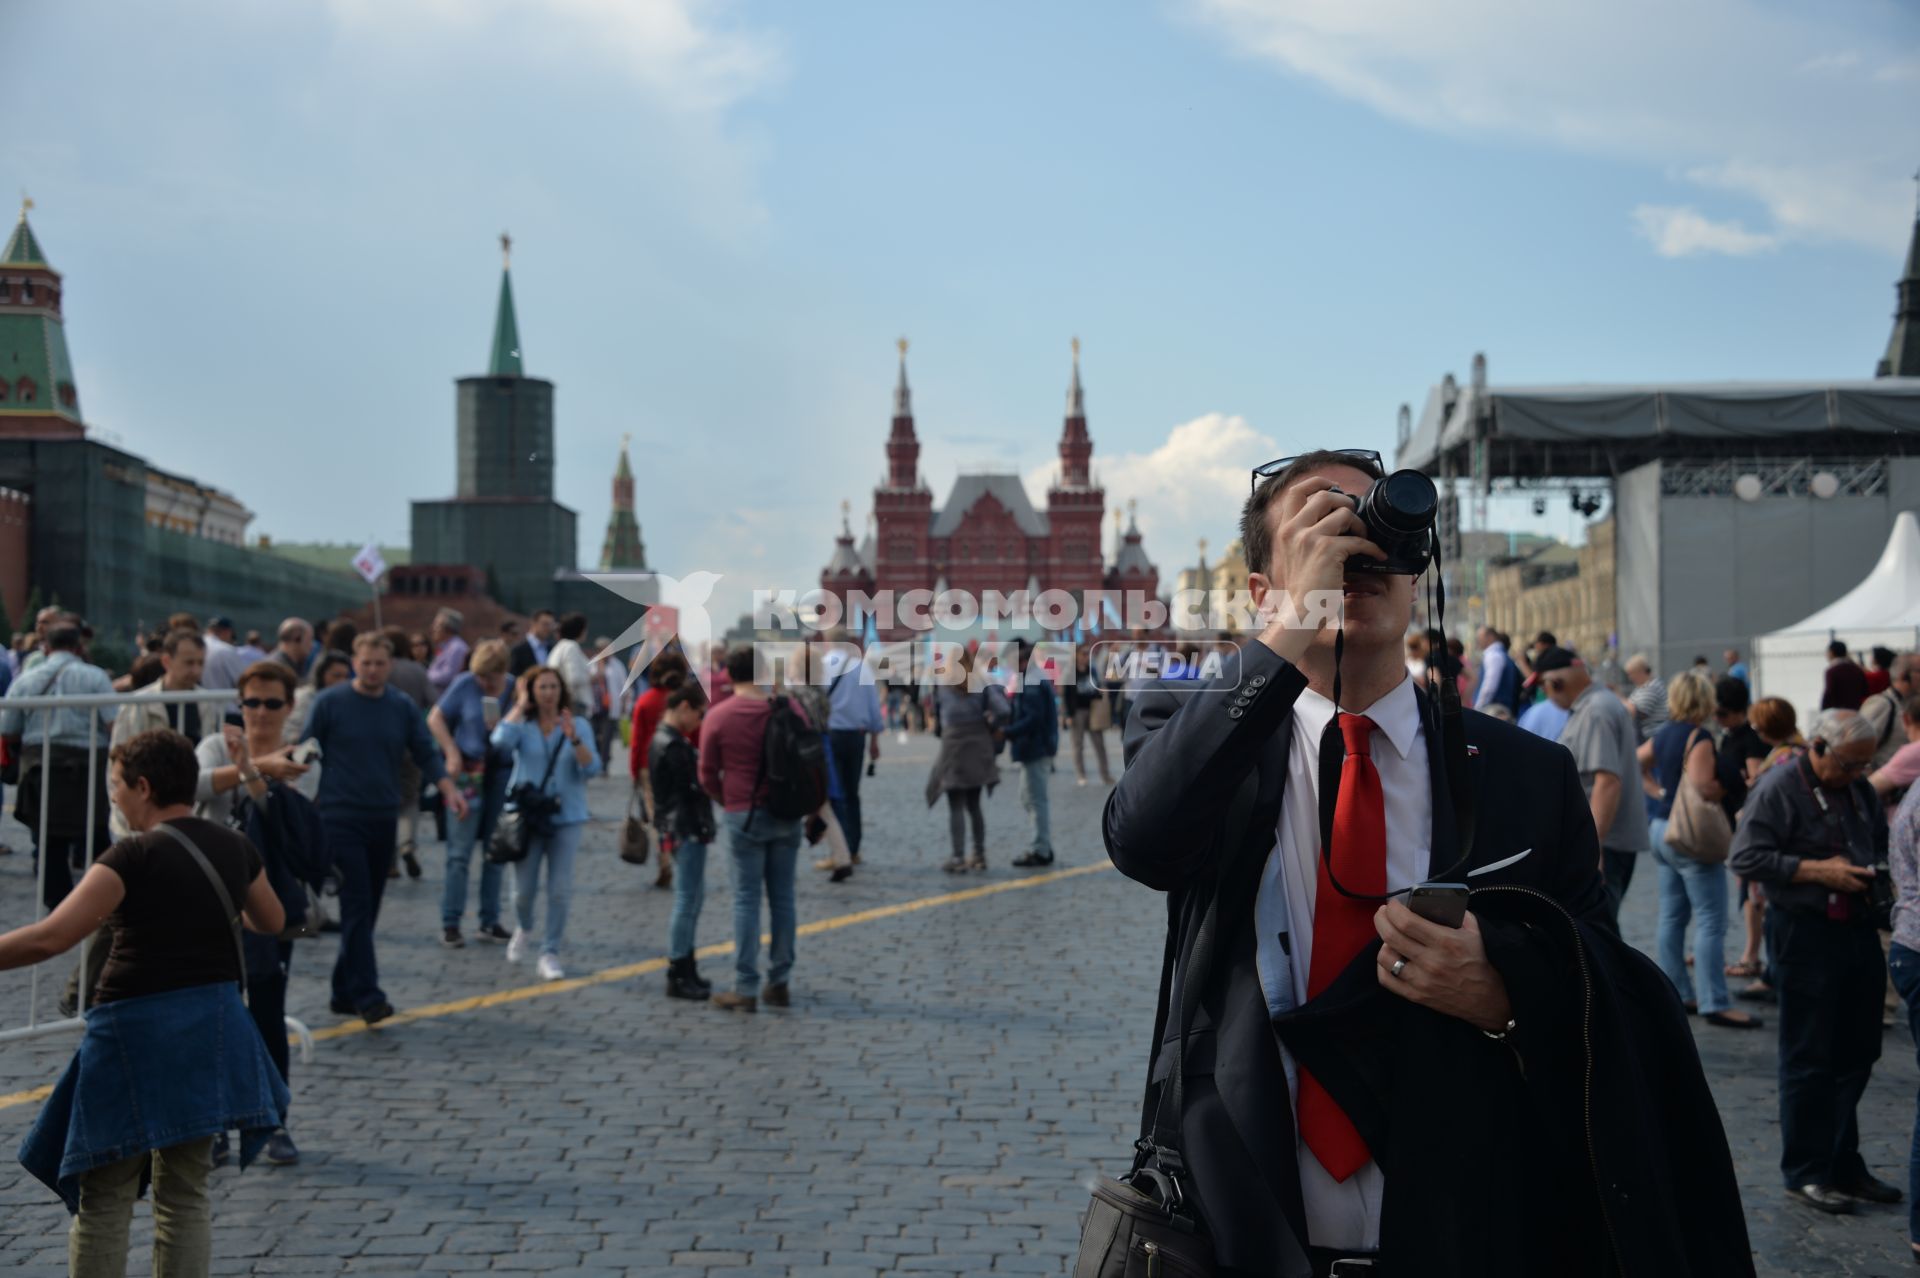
[195,661,317,1167]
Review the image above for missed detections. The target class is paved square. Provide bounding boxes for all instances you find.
[0,729,1914,1274]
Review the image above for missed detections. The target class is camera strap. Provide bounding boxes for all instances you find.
[1316,523,1477,900]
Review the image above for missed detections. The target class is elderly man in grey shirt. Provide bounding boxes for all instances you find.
[1536,646,1649,928]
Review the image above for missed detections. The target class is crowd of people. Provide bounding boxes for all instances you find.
[1434,623,1920,1245]
[8,564,1918,1273]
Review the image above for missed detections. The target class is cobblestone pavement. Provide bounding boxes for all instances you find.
[0,728,1914,1275]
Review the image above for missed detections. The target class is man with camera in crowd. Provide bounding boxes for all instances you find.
[1730,710,1896,1215]
[1102,449,1747,1276]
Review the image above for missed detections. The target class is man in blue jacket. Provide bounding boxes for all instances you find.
[1007,638,1061,868]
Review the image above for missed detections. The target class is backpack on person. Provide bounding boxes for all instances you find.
[754,695,828,822]
[1494,655,1522,714]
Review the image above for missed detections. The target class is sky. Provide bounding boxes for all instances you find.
[3,0,1917,623]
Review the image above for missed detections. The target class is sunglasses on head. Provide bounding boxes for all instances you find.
[1249,448,1382,494]
[240,697,288,711]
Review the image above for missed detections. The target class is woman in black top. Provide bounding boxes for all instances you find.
[1,729,287,1275]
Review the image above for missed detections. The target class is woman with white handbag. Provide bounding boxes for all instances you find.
[1638,670,1761,1030]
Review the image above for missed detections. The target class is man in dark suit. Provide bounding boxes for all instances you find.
[509,610,558,679]
[1103,451,1748,1277]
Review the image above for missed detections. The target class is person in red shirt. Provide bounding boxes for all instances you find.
[1866,646,1896,697]
[698,644,807,1014]
[1823,641,1872,711]
[629,651,695,890]
[629,652,696,782]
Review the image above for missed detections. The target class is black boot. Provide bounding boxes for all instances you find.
[687,960,713,997]
[665,957,707,1001]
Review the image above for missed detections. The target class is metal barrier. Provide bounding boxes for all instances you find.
[0,687,312,1055]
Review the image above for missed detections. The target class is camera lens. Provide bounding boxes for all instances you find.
[1366,470,1438,535]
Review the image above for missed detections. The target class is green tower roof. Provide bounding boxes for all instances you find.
[488,231,524,377]
[4,206,49,267]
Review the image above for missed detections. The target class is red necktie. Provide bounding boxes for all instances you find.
[1297,712,1387,1182]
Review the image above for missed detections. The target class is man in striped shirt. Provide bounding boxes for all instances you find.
[1625,653,1668,744]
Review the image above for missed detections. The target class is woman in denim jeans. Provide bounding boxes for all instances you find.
[1638,670,1761,1029]
[427,639,514,949]
[652,682,716,998]
[491,667,601,982]
[1888,778,1920,1260]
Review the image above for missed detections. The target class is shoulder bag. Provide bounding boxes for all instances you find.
[619,785,651,866]
[1073,883,1216,1277]
[154,822,248,995]
[488,732,565,865]
[1666,727,1733,865]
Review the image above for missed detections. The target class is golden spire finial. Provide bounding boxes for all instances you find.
[500,231,512,269]
[897,335,909,359]
[621,431,632,452]
[19,193,33,221]
[1072,335,1080,365]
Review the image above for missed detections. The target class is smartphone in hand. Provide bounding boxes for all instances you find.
[1407,882,1470,929]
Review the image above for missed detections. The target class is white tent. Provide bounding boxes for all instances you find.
[1754,511,1920,715]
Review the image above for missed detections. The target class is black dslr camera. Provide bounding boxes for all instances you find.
[1327,469,1439,576]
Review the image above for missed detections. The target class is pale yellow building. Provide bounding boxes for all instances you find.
[1484,518,1616,660]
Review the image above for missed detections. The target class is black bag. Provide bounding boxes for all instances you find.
[234,781,332,940]
[1074,886,1215,1277]
[487,736,564,865]
[618,787,651,866]
[752,695,827,823]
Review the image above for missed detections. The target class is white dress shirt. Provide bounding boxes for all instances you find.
[1253,673,1431,1252]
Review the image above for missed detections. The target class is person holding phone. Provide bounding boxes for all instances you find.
[427,639,515,949]
[195,660,319,1167]
[491,666,601,981]
[1103,450,1747,1275]
[1731,711,1895,1216]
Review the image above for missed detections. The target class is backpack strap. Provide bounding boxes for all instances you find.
[153,822,248,994]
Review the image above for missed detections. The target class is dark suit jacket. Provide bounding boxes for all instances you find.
[509,639,541,679]
[1102,640,1747,1277]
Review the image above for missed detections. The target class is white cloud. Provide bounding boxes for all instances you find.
[1189,0,1918,254]
[322,0,780,114]
[1798,51,1862,75]
[1026,412,1279,566]
[1631,204,1778,258]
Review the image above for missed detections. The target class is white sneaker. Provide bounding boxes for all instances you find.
[537,954,565,982]
[506,928,529,964]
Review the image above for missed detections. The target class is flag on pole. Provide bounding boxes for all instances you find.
[351,541,388,585]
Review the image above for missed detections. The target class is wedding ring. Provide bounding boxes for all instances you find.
[1390,957,1409,979]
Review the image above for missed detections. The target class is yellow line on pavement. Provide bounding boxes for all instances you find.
[0,862,1112,1113]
